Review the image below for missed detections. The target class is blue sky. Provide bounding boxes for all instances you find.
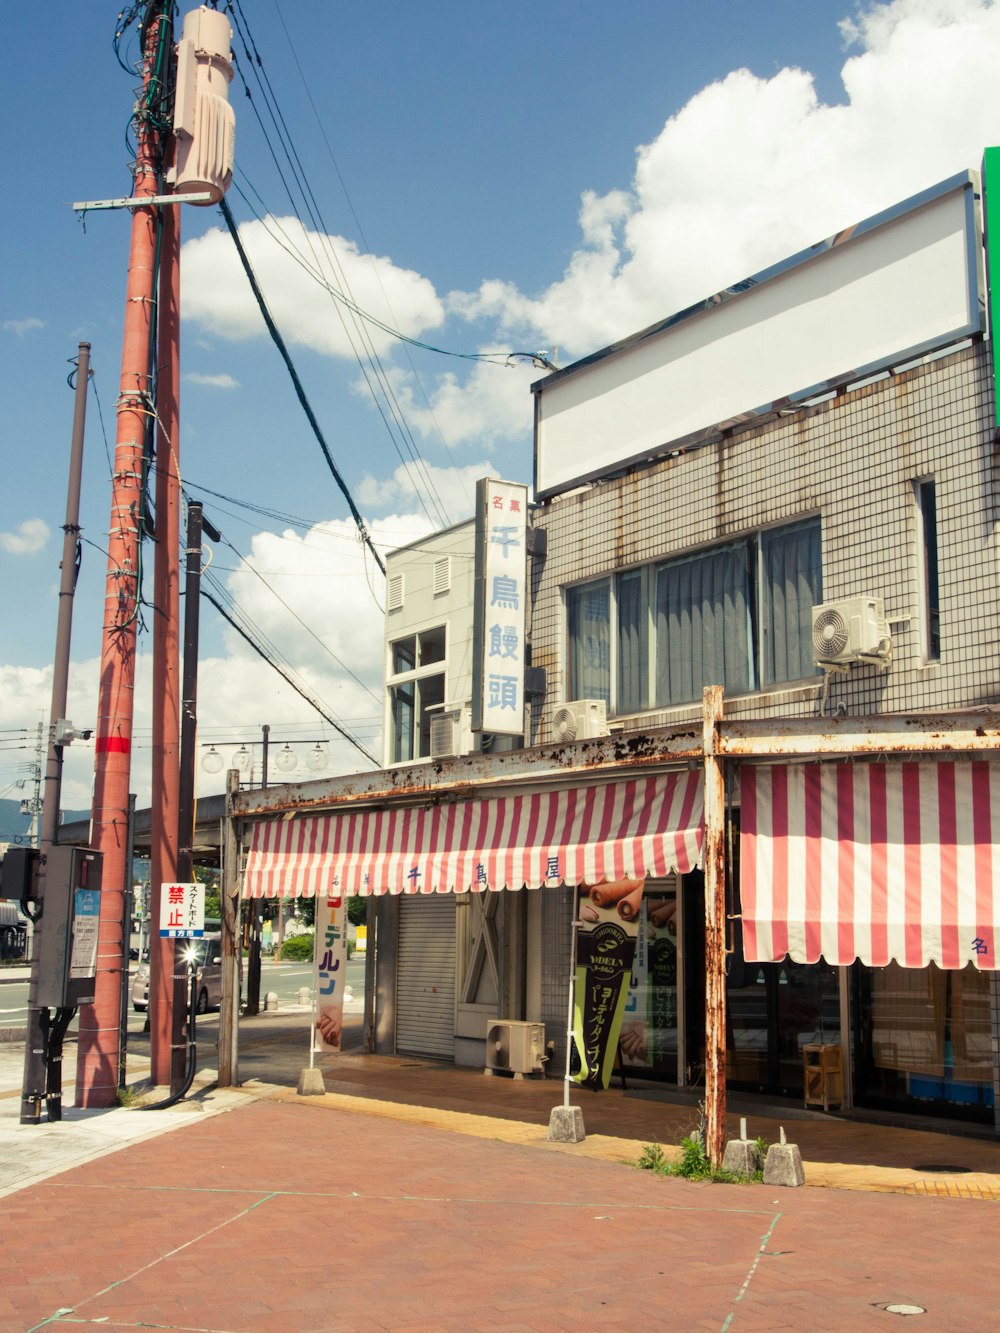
[2,0,1000,814]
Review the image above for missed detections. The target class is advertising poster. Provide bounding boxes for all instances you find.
[620,880,679,1073]
[571,879,644,1090]
[69,887,101,980]
[314,894,348,1053]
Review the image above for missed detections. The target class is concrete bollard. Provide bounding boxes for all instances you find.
[547,1105,586,1143]
[264,991,279,1012]
[722,1116,763,1179]
[763,1126,805,1187]
[297,1067,326,1096]
[297,987,311,1005]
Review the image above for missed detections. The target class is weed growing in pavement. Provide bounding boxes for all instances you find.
[637,1134,763,1184]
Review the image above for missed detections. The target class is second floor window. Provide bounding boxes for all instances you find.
[388,626,446,762]
[566,517,822,711]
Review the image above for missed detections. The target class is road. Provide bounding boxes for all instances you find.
[0,954,366,1036]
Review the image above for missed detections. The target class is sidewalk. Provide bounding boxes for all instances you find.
[2,999,1000,1205]
[2,1074,1000,1332]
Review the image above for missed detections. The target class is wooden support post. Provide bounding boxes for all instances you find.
[702,686,727,1167]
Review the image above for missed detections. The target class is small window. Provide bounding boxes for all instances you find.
[567,579,610,705]
[419,625,446,665]
[916,478,940,661]
[392,636,416,674]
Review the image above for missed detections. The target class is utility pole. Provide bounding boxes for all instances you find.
[77,10,171,1108]
[74,3,235,1106]
[21,342,92,1125]
[149,179,184,1093]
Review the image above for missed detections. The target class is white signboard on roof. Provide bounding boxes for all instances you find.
[472,477,528,735]
[534,172,983,499]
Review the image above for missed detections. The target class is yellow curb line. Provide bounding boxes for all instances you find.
[224,1080,1000,1201]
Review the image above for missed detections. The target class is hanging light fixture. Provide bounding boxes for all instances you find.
[202,745,224,774]
[306,743,328,772]
[274,744,297,774]
[232,744,253,773]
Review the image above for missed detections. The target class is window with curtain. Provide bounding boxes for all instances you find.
[565,517,821,715]
[655,542,752,707]
[760,517,822,686]
[617,569,647,713]
[567,579,610,705]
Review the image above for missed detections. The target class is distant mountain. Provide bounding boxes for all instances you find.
[0,798,90,846]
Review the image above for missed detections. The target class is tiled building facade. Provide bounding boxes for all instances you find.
[530,342,999,741]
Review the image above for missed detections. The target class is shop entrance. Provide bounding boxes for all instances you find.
[725,935,840,1098]
[851,961,994,1125]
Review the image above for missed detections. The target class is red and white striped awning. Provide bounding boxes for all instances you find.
[740,761,1000,970]
[243,771,704,899]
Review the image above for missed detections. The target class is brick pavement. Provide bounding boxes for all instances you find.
[2,1094,999,1333]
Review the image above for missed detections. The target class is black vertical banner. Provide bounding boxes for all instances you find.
[571,880,642,1090]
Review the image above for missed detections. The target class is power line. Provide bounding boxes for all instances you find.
[201,584,379,767]
[217,196,386,577]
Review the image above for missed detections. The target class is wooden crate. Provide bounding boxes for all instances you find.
[803,1043,843,1110]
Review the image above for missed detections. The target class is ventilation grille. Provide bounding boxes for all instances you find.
[433,557,451,596]
[387,573,404,612]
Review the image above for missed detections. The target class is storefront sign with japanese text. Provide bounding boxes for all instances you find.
[314,893,348,1053]
[473,477,528,735]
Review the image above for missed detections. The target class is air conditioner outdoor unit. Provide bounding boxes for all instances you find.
[552,699,609,742]
[812,596,891,667]
[429,703,474,758]
[485,1019,546,1077]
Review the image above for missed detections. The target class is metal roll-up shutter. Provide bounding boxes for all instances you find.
[396,895,456,1059]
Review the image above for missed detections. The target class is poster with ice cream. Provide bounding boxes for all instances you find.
[570,879,644,1090]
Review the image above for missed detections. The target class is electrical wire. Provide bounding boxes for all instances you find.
[217,197,386,576]
[201,577,378,766]
[222,1,453,531]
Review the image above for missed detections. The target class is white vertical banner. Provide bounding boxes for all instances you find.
[473,477,528,735]
[314,894,348,1052]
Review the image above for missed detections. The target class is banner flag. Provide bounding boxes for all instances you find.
[571,879,644,1090]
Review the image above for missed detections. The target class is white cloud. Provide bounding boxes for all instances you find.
[184,371,239,390]
[357,460,487,521]
[3,316,43,337]
[0,518,50,555]
[181,215,445,359]
[450,0,1000,360]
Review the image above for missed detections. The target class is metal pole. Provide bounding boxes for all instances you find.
[116,793,137,1093]
[21,342,91,1125]
[78,6,173,1108]
[177,502,205,888]
[261,723,270,789]
[218,769,241,1086]
[702,686,727,1167]
[562,900,579,1110]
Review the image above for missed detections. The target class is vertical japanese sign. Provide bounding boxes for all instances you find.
[571,879,644,1090]
[314,893,348,1052]
[472,476,528,735]
[159,881,205,938]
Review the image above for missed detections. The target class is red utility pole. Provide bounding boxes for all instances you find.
[76,9,171,1108]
